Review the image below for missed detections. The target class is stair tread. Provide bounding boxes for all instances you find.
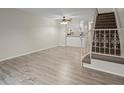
[98,12,114,16]
[97,17,115,20]
[95,24,117,27]
[95,26,117,29]
[95,25,116,27]
[97,15,114,17]
[96,22,116,25]
[95,26,117,28]
[96,19,116,21]
[96,20,116,23]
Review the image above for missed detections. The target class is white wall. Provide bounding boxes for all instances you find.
[66,37,82,47]
[97,8,113,13]
[115,8,124,57]
[0,9,59,61]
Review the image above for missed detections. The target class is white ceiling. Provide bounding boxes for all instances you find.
[18,8,96,21]
[97,8,114,13]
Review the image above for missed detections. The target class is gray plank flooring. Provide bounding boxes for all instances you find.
[0,46,124,85]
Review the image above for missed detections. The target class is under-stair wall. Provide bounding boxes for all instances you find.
[115,8,124,57]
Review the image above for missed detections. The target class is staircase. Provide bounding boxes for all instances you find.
[83,12,124,77]
[95,12,117,29]
[92,12,123,64]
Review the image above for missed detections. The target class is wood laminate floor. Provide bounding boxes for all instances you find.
[0,46,124,85]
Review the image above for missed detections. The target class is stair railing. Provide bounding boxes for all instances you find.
[81,10,98,64]
[81,29,92,64]
[92,29,124,58]
[82,28,124,66]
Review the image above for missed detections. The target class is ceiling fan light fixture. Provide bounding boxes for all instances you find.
[60,21,68,24]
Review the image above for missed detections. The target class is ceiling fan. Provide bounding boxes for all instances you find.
[60,16,72,24]
[46,9,82,24]
[62,16,72,22]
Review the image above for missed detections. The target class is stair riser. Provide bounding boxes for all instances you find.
[95,24,116,26]
[96,19,116,22]
[95,27,117,28]
[96,22,116,24]
[97,17,115,20]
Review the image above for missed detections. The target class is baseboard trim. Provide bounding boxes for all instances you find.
[0,45,58,63]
